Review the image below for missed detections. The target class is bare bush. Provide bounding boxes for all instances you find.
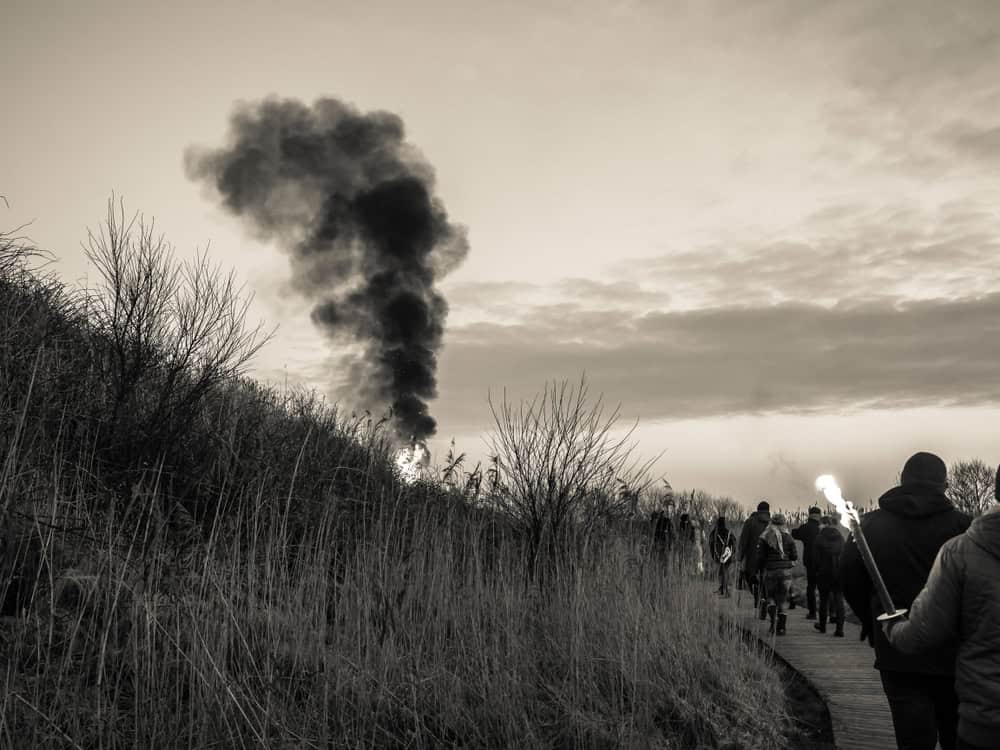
[487,376,657,581]
[83,197,273,474]
[949,458,996,517]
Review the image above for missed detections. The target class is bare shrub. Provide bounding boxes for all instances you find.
[487,376,657,582]
[83,197,273,480]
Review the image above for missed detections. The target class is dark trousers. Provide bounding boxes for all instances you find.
[879,671,958,750]
[817,581,844,630]
[957,739,992,750]
[804,566,817,614]
[717,562,732,595]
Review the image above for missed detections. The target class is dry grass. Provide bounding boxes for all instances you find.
[1,463,792,748]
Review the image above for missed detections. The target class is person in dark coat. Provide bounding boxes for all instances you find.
[755,513,797,635]
[883,488,1000,750]
[738,500,770,609]
[651,510,674,559]
[675,512,697,573]
[791,505,822,619]
[812,514,845,636]
[709,516,737,596]
[841,451,971,750]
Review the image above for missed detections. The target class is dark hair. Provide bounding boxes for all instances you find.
[756,500,770,512]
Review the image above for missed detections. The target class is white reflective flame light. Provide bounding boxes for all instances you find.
[395,443,428,484]
[815,474,859,531]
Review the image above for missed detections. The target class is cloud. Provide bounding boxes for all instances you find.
[617,200,1000,309]
[433,292,1000,433]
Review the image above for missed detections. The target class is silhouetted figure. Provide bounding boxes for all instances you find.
[651,510,675,556]
[883,468,1000,750]
[709,516,737,597]
[676,512,697,573]
[738,500,770,610]
[755,513,797,635]
[791,505,822,619]
[812,514,845,637]
[841,451,971,750]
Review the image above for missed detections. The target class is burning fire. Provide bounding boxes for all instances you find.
[395,442,429,484]
[815,474,859,530]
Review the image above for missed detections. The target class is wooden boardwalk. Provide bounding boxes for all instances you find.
[722,590,899,750]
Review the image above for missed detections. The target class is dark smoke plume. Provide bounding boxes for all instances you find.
[186,97,468,442]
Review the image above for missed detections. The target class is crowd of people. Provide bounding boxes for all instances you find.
[654,451,1000,750]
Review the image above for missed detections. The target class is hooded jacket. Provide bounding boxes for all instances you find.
[884,506,1000,748]
[738,511,770,571]
[840,483,971,674]
[812,526,845,585]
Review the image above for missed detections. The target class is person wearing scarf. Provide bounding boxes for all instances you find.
[755,513,798,635]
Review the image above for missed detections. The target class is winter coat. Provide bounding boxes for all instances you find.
[884,506,1000,749]
[812,526,844,586]
[677,519,696,546]
[738,511,770,571]
[755,528,797,572]
[709,527,736,564]
[652,513,674,548]
[840,483,971,675]
[791,518,821,572]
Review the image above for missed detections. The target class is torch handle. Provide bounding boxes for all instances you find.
[850,520,900,617]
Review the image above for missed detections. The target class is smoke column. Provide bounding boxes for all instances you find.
[186,97,468,443]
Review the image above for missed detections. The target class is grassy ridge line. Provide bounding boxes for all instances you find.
[1,215,788,748]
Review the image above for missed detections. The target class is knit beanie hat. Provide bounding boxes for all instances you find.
[900,451,948,491]
[756,500,770,512]
[770,513,786,526]
[808,506,822,519]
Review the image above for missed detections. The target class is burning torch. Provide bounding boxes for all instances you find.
[815,475,906,622]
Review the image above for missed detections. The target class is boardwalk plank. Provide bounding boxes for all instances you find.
[715,588,902,750]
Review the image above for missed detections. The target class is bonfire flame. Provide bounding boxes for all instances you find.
[395,441,429,484]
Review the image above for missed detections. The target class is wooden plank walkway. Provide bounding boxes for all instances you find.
[721,590,899,750]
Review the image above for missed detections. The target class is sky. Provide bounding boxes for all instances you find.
[5,0,1000,509]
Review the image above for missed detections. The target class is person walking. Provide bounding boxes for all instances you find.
[738,500,771,613]
[881,468,1000,750]
[651,509,674,561]
[812,514,845,637]
[841,451,971,750]
[791,505,822,619]
[709,516,737,596]
[676,512,696,574]
[755,513,798,635]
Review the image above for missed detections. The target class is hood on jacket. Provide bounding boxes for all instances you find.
[967,505,1000,560]
[878,485,957,520]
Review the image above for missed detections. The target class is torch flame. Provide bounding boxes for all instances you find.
[815,474,859,531]
[395,442,429,484]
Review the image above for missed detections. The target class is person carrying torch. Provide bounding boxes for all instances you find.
[824,452,970,750]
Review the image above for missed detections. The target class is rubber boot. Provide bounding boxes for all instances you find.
[767,604,777,634]
[776,612,787,636]
[833,621,844,637]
